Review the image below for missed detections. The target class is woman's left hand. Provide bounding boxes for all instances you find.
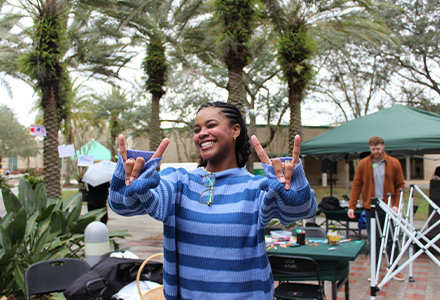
[251,134,301,190]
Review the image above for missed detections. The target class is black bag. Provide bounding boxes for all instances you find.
[318,196,341,210]
[64,257,163,300]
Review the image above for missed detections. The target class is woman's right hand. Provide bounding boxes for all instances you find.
[119,134,169,186]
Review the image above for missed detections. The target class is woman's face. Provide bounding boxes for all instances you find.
[193,107,239,165]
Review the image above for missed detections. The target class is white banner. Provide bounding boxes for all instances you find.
[58,144,75,158]
[77,155,94,167]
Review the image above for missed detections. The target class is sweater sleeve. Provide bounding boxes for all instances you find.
[259,158,317,226]
[392,160,405,207]
[108,150,175,222]
[349,160,364,210]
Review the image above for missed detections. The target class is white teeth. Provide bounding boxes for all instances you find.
[201,141,214,147]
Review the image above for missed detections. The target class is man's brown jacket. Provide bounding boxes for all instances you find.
[349,152,405,209]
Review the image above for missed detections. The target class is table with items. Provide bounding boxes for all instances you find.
[318,208,364,238]
[266,231,366,300]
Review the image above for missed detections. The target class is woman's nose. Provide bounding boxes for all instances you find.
[198,127,208,137]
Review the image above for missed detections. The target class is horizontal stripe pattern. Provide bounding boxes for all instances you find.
[109,150,316,299]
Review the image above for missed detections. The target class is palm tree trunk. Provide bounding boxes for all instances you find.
[247,109,257,174]
[64,125,73,187]
[227,68,246,118]
[288,79,304,153]
[144,42,166,152]
[43,85,61,197]
[150,96,161,151]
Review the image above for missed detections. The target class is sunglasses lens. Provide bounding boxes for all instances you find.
[202,174,215,187]
[200,189,214,205]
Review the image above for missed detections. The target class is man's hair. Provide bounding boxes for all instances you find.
[196,102,251,168]
[368,136,384,146]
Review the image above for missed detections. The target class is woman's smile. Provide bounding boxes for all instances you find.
[200,140,216,149]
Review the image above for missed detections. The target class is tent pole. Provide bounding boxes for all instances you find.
[330,173,333,196]
[346,162,349,195]
[61,157,64,191]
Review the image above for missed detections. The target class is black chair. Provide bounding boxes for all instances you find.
[289,227,326,238]
[264,225,286,236]
[25,258,90,300]
[269,255,325,300]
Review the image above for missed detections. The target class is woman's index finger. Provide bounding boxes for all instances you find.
[150,138,170,160]
[118,134,127,162]
[292,135,301,164]
[251,135,270,164]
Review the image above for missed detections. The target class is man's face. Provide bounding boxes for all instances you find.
[369,143,385,159]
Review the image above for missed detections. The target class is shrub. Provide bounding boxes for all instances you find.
[23,174,45,190]
[0,178,129,299]
[0,175,12,189]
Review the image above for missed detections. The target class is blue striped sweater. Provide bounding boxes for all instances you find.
[109,150,317,300]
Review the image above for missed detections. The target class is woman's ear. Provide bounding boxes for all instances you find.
[232,124,241,139]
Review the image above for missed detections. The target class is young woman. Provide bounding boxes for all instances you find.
[109,102,316,300]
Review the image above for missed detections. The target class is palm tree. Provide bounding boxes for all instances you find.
[264,0,394,151]
[84,0,202,152]
[92,87,133,161]
[12,0,131,196]
[61,79,95,186]
[213,0,259,117]
[17,0,70,197]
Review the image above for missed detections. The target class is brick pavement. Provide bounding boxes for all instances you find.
[108,209,440,300]
[333,251,440,300]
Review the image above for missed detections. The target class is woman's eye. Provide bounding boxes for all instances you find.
[208,123,216,128]
[194,128,200,134]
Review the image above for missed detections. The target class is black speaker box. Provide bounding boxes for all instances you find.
[321,159,338,174]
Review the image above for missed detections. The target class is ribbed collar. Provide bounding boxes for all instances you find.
[191,167,250,178]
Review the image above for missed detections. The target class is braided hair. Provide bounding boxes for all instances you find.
[196,102,251,168]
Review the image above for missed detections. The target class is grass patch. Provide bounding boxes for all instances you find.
[62,189,88,206]
[62,189,80,200]
[312,185,430,221]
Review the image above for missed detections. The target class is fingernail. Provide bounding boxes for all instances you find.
[279,176,285,182]
[130,176,135,182]
[125,180,130,186]
[285,183,290,190]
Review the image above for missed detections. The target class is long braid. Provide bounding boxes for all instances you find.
[197,102,251,168]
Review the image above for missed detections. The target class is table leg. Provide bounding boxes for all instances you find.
[331,276,349,300]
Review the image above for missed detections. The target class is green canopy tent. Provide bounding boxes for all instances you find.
[74,140,112,161]
[301,105,440,160]
[301,105,440,194]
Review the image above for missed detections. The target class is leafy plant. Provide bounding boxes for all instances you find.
[0,178,129,299]
[22,169,41,178]
[23,175,45,190]
[0,174,12,189]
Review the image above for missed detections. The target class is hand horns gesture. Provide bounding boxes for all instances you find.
[119,134,169,186]
[251,134,301,190]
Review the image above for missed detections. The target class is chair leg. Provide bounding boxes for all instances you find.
[332,281,337,299]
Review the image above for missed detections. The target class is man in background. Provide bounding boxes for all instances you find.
[348,136,405,281]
